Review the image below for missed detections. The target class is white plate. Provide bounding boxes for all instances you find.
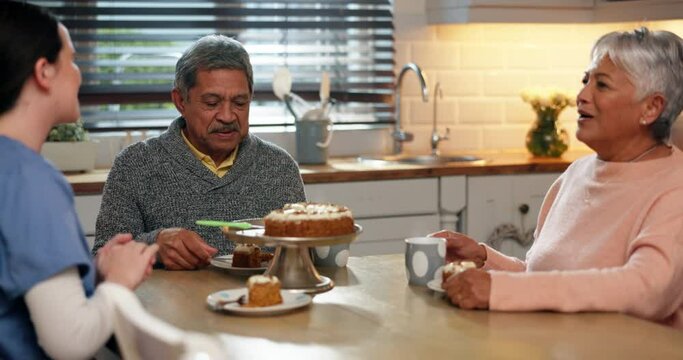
[210,255,268,275]
[206,288,312,316]
[427,279,445,293]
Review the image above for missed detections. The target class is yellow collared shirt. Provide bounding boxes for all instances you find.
[181,130,238,178]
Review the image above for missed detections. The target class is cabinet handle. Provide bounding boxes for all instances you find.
[518,203,529,214]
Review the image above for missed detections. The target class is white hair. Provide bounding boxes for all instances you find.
[590,27,683,141]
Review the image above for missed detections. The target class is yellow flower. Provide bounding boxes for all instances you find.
[520,87,576,114]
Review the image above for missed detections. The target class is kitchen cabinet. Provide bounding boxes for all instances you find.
[72,178,460,256]
[439,175,467,232]
[306,178,457,256]
[75,174,566,258]
[426,0,593,24]
[426,0,683,24]
[593,0,683,22]
[74,195,101,250]
[465,173,560,259]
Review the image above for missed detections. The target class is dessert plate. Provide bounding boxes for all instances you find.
[206,288,312,316]
[427,279,445,293]
[210,255,268,275]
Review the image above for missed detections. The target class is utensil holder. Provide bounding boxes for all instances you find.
[295,118,332,164]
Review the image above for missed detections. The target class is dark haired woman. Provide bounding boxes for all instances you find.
[0,2,158,358]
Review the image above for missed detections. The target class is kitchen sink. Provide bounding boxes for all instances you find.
[357,154,484,166]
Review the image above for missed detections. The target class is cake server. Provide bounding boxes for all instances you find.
[195,220,258,230]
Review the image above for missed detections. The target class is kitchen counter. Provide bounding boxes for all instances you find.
[66,150,591,195]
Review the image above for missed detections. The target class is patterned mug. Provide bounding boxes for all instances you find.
[404,237,446,286]
[311,244,350,267]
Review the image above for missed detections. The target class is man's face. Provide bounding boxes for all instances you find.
[172,69,250,163]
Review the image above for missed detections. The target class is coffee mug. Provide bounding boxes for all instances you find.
[312,244,350,267]
[405,237,446,286]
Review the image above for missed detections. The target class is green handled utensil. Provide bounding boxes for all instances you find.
[195,220,254,230]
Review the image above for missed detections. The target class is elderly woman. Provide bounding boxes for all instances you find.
[436,27,683,328]
[0,2,158,358]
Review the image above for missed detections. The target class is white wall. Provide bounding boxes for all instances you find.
[393,0,683,154]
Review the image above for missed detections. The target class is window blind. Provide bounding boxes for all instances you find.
[28,0,395,131]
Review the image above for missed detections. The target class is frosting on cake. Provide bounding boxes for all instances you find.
[247,274,280,286]
[263,202,355,237]
[264,202,352,221]
[234,244,259,253]
[443,261,477,275]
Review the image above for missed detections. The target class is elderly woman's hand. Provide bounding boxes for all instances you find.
[429,230,487,267]
[444,269,491,310]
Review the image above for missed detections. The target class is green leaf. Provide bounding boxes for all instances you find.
[46,120,88,142]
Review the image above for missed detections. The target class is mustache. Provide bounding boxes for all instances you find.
[209,122,240,134]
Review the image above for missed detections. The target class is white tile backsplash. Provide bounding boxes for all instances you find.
[394,2,683,152]
[459,44,507,69]
[411,43,459,69]
[459,99,504,125]
[482,72,529,96]
[435,72,481,97]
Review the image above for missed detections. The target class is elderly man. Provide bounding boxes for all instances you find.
[93,35,306,270]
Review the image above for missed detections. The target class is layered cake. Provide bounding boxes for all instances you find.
[263,202,354,237]
[246,275,283,307]
[442,261,477,285]
[232,244,261,268]
[232,244,275,268]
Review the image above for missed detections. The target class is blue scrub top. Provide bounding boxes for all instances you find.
[0,136,94,359]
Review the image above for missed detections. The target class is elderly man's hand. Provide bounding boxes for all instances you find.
[156,228,217,270]
[444,268,491,310]
[429,230,487,267]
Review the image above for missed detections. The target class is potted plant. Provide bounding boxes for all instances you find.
[41,120,97,172]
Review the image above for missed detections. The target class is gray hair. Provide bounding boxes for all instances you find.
[590,27,683,142]
[174,34,253,100]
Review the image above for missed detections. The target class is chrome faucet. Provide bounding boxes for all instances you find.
[392,63,429,154]
[430,82,450,156]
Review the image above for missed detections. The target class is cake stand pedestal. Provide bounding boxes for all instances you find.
[223,219,362,295]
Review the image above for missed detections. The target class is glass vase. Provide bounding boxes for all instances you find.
[525,109,569,158]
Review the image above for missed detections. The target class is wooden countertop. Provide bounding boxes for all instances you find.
[136,254,683,359]
[67,150,591,195]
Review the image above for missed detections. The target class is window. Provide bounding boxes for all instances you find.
[29,0,395,131]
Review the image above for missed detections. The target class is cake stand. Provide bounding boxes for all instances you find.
[222,218,362,295]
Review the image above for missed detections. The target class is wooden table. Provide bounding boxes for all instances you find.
[136,255,683,359]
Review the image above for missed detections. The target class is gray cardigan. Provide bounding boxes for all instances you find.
[92,117,306,255]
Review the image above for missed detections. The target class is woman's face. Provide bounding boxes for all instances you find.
[576,56,648,152]
[53,24,82,124]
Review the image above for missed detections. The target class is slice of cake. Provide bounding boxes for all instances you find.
[442,261,477,285]
[232,244,261,268]
[246,275,283,307]
[263,202,354,237]
[259,252,274,263]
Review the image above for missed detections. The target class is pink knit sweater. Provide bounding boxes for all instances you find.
[483,147,683,328]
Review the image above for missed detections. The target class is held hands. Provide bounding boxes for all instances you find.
[156,228,218,270]
[96,233,159,290]
[429,230,487,267]
[443,269,491,310]
[429,230,490,309]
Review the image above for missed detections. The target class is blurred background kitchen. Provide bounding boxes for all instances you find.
[34,0,683,258]
[30,0,683,168]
